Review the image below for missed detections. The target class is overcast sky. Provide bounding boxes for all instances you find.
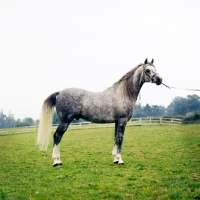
[0,0,200,120]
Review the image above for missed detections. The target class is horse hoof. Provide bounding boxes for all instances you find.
[118,162,125,165]
[113,161,119,164]
[53,163,62,167]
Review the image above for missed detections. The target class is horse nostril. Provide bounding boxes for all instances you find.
[156,77,162,85]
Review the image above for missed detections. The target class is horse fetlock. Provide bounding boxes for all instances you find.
[112,145,118,156]
[118,160,125,165]
[116,153,121,159]
[113,157,119,164]
[52,155,60,159]
[116,153,124,164]
[112,151,117,157]
[53,158,62,167]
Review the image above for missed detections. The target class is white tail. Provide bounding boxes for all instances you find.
[36,92,59,150]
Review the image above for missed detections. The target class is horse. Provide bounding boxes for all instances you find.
[36,58,163,167]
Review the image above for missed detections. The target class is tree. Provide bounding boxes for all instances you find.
[167,95,200,116]
[0,109,40,128]
[133,104,166,117]
[157,105,166,116]
[186,95,200,112]
[0,110,6,128]
[15,119,29,127]
[15,117,35,127]
[184,111,200,122]
[133,104,146,117]
[6,112,15,128]
[23,117,35,126]
[143,104,152,116]
[0,110,15,128]
[167,97,187,115]
[151,105,166,116]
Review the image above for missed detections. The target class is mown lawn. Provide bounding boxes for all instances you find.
[0,125,200,200]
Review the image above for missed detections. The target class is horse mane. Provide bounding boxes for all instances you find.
[113,63,144,101]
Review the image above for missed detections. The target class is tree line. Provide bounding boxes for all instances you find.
[0,110,39,129]
[0,94,200,128]
[134,94,200,122]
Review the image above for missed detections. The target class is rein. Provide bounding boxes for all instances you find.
[142,63,200,92]
[162,83,200,91]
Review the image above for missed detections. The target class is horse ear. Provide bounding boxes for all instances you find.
[151,58,154,64]
[144,58,148,64]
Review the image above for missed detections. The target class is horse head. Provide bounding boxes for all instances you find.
[143,58,162,85]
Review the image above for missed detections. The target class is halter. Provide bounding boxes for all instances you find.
[143,63,158,83]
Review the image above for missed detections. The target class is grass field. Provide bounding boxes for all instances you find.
[0,125,200,200]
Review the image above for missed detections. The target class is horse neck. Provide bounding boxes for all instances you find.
[132,66,144,100]
[113,66,144,102]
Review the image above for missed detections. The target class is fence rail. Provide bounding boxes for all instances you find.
[0,117,183,136]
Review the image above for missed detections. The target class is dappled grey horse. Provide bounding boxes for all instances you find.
[37,58,162,166]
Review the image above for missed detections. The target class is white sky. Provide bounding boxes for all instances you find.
[0,0,200,120]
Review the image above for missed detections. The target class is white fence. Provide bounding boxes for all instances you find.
[130,117,183,126]
[54,117,182,130]
[0,117,183,136]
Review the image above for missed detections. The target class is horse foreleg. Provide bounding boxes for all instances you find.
[52,123,68,167]
[112,144,124,164]
[112,120,126,165]
[112,123,119,163]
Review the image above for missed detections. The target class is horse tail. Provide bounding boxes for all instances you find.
[36,92,59,150]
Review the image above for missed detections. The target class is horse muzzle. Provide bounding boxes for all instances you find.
[152,75,162,85]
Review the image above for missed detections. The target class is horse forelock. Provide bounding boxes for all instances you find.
[113,64,144,101]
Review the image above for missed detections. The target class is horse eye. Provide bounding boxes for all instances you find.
[146,69,150,73]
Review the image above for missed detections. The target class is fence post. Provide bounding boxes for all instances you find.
[139,118,141,126]
[149,117,151,126]
[160,117,162,125]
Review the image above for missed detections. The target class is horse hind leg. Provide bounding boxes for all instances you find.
[52,143,61,167]
[112,144,119,164]
[52,123,69,167]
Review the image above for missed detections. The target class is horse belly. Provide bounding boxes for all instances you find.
[82,98,115,123]
[82,108,115,123]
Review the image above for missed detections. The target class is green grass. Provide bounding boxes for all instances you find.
[0,125,200,200]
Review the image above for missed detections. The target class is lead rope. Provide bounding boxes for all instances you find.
[162,83,200,91]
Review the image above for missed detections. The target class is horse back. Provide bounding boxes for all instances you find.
[56,88,116,123]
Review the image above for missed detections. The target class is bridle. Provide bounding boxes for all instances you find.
[142,63,158,83]
[141,59,200,91]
